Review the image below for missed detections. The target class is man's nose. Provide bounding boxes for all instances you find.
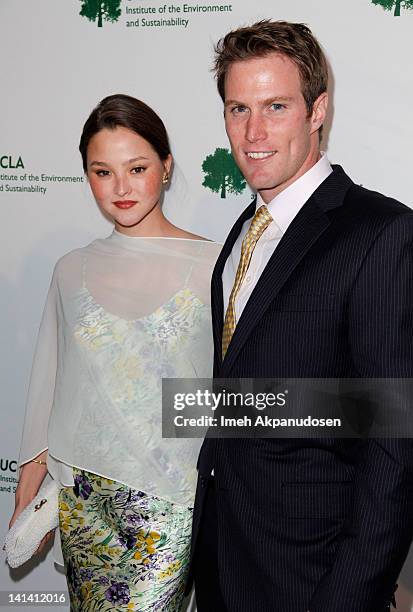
[245,112,267,143]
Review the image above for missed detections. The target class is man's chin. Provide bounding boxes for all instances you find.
[254,183,281,194]
[244,173,282,194]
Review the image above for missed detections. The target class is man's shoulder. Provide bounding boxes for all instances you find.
[334,181,413,252]
[324,165,413,224]
[346,182,412,219]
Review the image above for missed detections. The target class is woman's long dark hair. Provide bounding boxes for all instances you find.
[79,94,171,172]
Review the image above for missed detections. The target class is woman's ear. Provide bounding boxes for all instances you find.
[163,154,173,177]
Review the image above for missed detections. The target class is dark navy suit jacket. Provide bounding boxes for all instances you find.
[190,166,413,611]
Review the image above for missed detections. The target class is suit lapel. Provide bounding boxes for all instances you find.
[212,200,256,368]
[220,165,354,376]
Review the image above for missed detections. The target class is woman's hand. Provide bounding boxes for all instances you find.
[8,451,54,554]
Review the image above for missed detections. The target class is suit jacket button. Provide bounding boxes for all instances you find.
[200,476,207,487]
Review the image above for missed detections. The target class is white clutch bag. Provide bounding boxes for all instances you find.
[4,479,59,568]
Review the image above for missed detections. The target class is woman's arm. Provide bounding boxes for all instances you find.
[8,263,61,555]
[12,450,48,519]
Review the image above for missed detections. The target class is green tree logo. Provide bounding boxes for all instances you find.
[371,0,413,16]
[80,0,121,27]
[202,148,246,199]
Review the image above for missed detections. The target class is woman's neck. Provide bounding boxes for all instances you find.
[114,205,176,238]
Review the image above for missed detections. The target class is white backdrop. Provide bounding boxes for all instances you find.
[1,0,413,609]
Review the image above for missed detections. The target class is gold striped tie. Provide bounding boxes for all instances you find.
[222,205,273,359]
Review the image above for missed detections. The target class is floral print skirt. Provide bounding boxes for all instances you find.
[59,468,193,611]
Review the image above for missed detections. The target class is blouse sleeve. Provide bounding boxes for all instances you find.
[19,266,59,466]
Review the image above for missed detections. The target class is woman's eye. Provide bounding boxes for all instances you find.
[96,170,110,177]
[131,166,145,174]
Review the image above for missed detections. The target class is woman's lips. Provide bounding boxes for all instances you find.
[113,200,137,209]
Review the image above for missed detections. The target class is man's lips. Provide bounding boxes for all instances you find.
[245,151,276,160]
[113,200,137,209]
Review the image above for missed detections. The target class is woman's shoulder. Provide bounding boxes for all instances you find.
[54,246,85,269]
[166,226,221,246]
[170,234,222,260]
[173,229,205,240]
[166,226,208,241]
[53,237,103,277]
[164,224,218,243]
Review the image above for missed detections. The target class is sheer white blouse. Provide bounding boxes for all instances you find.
[19,232,220,513]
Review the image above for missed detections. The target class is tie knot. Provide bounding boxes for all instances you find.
[245,204,273,242]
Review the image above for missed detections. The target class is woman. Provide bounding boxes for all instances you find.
[10,94,220,611]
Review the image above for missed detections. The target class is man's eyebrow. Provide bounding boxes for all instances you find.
[224,96,294,107]
[224,99,244,107]
[265,96,294,103]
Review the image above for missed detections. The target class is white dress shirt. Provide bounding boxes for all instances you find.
[222,154,333,322]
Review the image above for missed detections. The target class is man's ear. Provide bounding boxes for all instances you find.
[310,92,328,135]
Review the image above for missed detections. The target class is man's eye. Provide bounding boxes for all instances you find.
[270,103,285,111]
[131,166,145,174]
[231,105,248,115]
[96,170,110,177]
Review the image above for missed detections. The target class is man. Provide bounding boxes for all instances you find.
[189,20,413,612]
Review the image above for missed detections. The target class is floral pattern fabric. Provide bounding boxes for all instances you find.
[63,282,208,506]
[59,468,193,611]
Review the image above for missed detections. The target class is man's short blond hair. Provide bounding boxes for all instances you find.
[214,19,328,118]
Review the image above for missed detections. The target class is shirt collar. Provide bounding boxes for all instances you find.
[256,153,333,234]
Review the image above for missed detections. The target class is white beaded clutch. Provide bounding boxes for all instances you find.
[4,479,59,568]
